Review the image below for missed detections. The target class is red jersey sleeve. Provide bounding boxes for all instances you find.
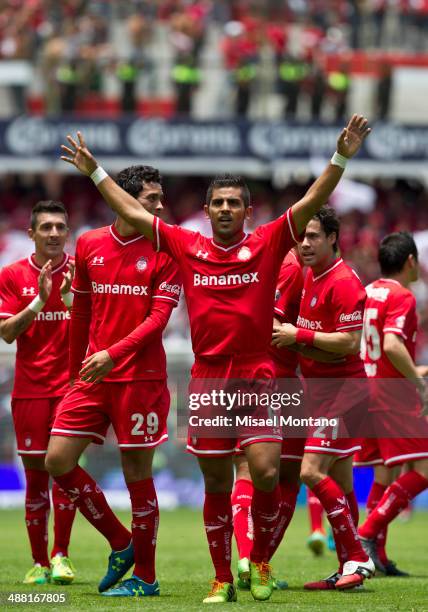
[0,266,20,318]
[274,264,304,321]
[71,236,91,295]
[383,291,416,340]
[331,274,366,332]
[152,252,182,306]
[152,217,194,260]
[107,300,174,364]
[258,208,302,261]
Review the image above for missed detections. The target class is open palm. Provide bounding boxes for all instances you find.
[61,132,98,176]
[337,114,371,158]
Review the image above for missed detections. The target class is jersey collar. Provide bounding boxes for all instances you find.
[110,224,144,246]
[379,278,401,286]
[211,233,248,252]
[28,253,69,273]
[313,258,343,282]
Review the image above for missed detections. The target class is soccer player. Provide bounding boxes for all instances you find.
[231,248,303,588]
[272,206,375,590]
[356,232,428,571]
[0,200,77,585]
[45,166,180,597]
[60,114,370,603]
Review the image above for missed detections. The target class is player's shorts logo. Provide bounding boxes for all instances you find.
[275,289,281,301]
[25,437,31,447]
[310,296,317,307]
[237,246,251,261]
[136,256,148,273]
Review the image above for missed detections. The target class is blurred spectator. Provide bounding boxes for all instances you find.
[376,61,393,120]
[277,53,309,120]
[327,62,351,121]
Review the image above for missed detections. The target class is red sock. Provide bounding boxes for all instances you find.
[267,482,299,560]
[24,469,50,567]
[204,492,233,583]
[231,479,253,559]
[307,487,324,533]
[54,466,131,551]
[250,485,281,563]
[312,477,368,565]
[359,470,428,540]
[51,482,76,558]
[127,479,158,583]
[346,490,359,527]
[366,481,388,565]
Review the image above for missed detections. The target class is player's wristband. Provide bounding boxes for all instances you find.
[61,292,74,308]
[296,328,315,346]
[330,151,348,169]
[28,295,46,313]
[90,166,108,186]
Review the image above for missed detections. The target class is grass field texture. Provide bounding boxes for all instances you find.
[1,507,427,611]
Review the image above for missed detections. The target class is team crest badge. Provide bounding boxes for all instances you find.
[310,296,317,307]
[136,256,148,272]
[237,246,251,261]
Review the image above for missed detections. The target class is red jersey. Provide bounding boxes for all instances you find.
[270,250,304,375]
[152,208,301,356]
[72,224,180,381]
[298,258,366,378]
[362,278,417,379]
[0,254,72,398]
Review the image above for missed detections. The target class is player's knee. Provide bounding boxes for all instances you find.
[44,449,70,477]
[203,472,233,493]
[414,459,428,480]
[251,464,279,491]
[300,464,320,488]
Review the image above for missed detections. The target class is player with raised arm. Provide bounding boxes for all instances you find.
[0,201,77,585]
[45,166,181,598]
[272,207,375,590]
[355,232,428,572]
[60,115,370,603]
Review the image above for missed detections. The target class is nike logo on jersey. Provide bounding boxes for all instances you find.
[194,272,259,287]
[91,282,148,296]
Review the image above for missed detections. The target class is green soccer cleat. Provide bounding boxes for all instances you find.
[250,561,274,601]
[203,581,237,603]
[98,541,134,593]
[23,564,51,585]
[50,554,75,585]
[101,575,160,597]
[272,575,288,590]
[307,529,327,556]
[237,557,250,590]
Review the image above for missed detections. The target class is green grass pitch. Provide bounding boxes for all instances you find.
[1,507,427,611]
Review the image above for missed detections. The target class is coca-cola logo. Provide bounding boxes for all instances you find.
[159,282,180,296]
[339,311,362,322]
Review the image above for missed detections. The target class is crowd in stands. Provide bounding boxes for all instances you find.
[1,172,428,358]
[0,0,426,118]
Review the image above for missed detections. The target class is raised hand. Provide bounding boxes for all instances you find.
[38,260,52,303]
[61,131,98,176]
[337,114,371,159]
[79,350,115,384]
[60,260,75,295]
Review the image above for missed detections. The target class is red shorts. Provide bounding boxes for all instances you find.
[12,396,63,455]
[354,438,428,467]
[52,379,170,449]
[186,354,282,457]
[304,435,361,458]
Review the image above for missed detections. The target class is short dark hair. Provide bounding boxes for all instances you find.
[116,165,162,198]
[31,200,68,230]
[378,232,418,275]
[312,206,340,252]
[206,174,251,208]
